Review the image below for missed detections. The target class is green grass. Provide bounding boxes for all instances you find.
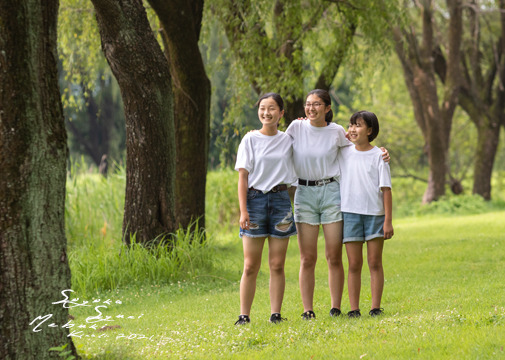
[65,167,505,359]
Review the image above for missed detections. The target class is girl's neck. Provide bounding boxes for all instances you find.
[309,118,327,127]
[259,126,278,136]
[354,143,374,151]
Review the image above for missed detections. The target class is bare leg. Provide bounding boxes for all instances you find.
[239,236,266,315]
[322,222,344,310]
[268,236,289,314]
[345,241,363,311]
[367,238,385,310]
[297,223,319,312]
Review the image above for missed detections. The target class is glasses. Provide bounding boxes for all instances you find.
[304,102,325,108]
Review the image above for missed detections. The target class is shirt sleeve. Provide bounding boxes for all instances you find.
[335,125,352,148]
[234,135,254,173]
[285,120,298,139]
[378,157,392,189]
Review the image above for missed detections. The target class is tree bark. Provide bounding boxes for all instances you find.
[149,0,211,232]
[0,0,78,358]
[392,0,462,203]
[90,0,176,245]
[455,0,505,200]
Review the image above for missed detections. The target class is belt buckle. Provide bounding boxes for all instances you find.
[271,186,279,193]
[316,179,329,186]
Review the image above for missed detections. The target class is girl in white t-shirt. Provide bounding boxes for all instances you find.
[338,111,393,318]
[234,93,297,325]
[286,89,388,320]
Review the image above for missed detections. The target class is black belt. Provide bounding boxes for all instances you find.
[298,177,336,186]
[249,184,288,193]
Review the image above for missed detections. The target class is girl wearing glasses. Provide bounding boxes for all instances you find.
[285,89,389,319]
[234,92,297,325]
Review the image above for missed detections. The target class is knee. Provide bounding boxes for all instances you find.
[368,258,383,273]
[326,253,343,268]
[348,259,363,273]
[269,259,285,274]
[243,261,260,277]
[300,254,317,269]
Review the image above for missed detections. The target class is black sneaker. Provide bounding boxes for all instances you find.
[301,310,316,320]
[329,308,342,317]
[269,313,287,324]
[347,309,361,318]
[234,314,250,325]
[369,308,384,317]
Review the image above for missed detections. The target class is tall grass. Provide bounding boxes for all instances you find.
[66,164,215,297]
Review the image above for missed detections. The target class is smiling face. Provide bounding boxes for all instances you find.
[348,117,372,146]
[304,94,330,125]
[258,97,284,128]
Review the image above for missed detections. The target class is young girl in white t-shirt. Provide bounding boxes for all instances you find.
[234,93,297,325]
[338,110,393,318]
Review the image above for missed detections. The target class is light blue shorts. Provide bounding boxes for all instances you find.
[294,180,342,225]
[342,212,385,243]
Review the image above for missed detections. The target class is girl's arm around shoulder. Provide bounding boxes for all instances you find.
[378,146,390,163]
[238,169,250,230]
[381,187,394,239]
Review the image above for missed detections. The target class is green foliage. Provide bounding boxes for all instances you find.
[66,164,215,297]
[59,1,126,166]
[202,0,404,167]
[205,168,239,233]
[58,0,106,109]
[69,227,214,298]
[48,344,76,360]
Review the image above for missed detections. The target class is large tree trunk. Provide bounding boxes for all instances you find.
[91,0,176,245]
[392,0,462,203]
[149,0,211,232]
[455,0,505,200]
[0,0,78,358]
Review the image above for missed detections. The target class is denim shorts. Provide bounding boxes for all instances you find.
[239,189,297,239]
[342,212,385,243]
[294,180,342,225]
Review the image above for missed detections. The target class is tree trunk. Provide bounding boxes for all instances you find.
[456,0,505,200]
[0,0,78,358]
[472,118,501,199]
[392,0,462,203]
[90,0,176,245]
[149,0,211,232]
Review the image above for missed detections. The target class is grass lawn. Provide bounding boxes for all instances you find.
[68,211,505,359]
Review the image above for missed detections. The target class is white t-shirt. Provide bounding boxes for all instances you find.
[234,130,297,192]
[338,145,392,215]
[285,119,351,180]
